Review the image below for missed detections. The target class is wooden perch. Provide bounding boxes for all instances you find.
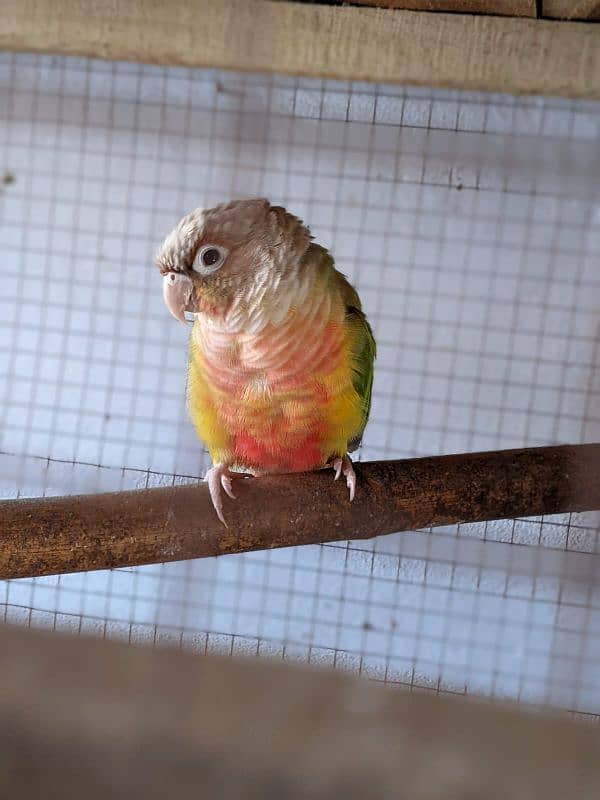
[2,621,600,799]
[1,444,599,580]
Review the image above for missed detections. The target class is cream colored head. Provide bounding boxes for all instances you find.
[155,198,313,323]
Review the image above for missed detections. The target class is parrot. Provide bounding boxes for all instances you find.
[155,198,376,525]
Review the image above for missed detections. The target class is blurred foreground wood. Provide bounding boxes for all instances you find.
[1,622,600,799]
[1,444,599,580]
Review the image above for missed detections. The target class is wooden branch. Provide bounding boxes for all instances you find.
[2,621,600,799]
[1,444,599,580]
[1,0,599,99]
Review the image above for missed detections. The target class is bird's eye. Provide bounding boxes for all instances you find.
[201,248,220,266]
[193,244,228,274]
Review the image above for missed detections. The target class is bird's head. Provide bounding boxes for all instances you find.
[155,198,312,324]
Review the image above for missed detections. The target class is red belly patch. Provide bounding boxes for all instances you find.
[234,428,326,473]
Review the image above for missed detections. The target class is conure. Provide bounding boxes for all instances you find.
[156,198,375,525]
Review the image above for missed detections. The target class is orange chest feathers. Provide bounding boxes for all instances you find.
[186,308,365,473]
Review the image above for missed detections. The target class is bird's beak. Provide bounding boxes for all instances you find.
[162,272,194,324]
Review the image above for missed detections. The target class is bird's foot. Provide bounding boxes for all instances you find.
[205,464,248,527]
[331,454,356,502]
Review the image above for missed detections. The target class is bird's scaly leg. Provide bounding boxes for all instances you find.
[331,454,356,502]
[205,464,246,527]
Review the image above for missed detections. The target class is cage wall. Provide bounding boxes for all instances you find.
[1,53,600,716]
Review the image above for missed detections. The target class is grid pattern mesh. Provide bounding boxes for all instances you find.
[1,53,600,717]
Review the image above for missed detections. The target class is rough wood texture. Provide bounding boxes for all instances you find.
[352,0,536,16]
[1,622,600,799]
[1,0,599,98]
[543,0,600,19]
[1,444,599,580]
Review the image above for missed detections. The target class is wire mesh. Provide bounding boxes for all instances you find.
[1,53,600,716]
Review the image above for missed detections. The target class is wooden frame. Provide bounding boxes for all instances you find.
[353,0,600,19]
[352,0,537,15]
[1,0,599,98]
[543,0,600,18]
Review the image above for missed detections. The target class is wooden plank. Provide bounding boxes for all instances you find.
[2,622,600,799]
[1,444,599,580]
[543,0,600,19]
[0,0,599,98]
[351,0,536,17]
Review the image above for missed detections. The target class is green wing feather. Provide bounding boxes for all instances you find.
[334,270,377,452]
[308,244,376,453]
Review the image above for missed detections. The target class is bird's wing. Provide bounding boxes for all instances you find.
[333,269,376,452]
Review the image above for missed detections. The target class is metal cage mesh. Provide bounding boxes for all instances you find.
[1,53,599,717]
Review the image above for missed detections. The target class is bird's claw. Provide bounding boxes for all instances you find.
[332,455,356,502]
[221,472,236,500]
[205,464,240,526]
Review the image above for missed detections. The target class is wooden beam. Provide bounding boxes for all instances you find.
[1,622,600,798]
[1,444,599,580]
[0,0,598,98]
[543,0,600,19]
[351,0,536,17]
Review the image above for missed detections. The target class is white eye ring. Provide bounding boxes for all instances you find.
[193,244,228,275]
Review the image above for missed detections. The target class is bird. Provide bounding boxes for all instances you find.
[156,198,376,525]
